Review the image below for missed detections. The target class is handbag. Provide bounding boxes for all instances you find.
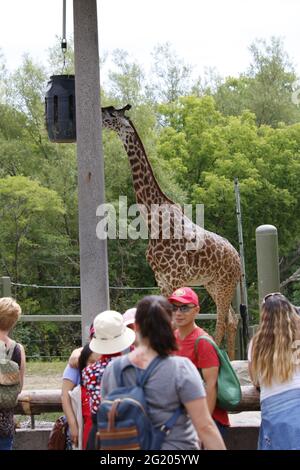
[194,335,241,411]
[48,415,73,450]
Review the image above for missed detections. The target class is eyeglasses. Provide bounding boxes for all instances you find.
[171,304,196,313]
[262,292,283,304]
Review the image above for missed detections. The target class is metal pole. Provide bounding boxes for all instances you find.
[62,0,66,39]
[73,0,110,343]
[256,225,280,306]
[234,178,249,358]
[234,178,248,310]
[61,0,67,51]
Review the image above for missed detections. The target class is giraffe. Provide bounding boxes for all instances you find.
[101,104,242,359]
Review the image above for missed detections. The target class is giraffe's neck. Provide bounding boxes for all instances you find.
[117,120,174,212]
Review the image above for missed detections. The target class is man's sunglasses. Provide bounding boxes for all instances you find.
[171,304,196,313]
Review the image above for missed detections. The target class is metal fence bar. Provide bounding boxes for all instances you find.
[19,313,218,322]
[20,315,82,322]
[10,279,207,291]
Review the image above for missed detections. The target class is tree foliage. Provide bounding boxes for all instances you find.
[1,36,300,357]
[213,37,300,127]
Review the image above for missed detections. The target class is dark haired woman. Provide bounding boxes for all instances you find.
[101,295,225,450]
[62,344,101,449]
[248,292,300,450]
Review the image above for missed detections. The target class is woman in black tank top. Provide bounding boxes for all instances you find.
[0,297,26,450]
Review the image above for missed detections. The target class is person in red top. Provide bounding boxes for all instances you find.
[168,287,229,435]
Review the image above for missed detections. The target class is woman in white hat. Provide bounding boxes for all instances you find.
[83,310,135,449]
[89,310,135,355]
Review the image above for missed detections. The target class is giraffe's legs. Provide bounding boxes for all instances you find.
[205,282,238,359]
[204,284,227,345]
[214,305,227,346]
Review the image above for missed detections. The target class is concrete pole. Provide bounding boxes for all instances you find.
[256,225,280,306]
[0,277,12,297]
[73,0,109,343]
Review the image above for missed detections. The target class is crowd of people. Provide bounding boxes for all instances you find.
[1,287,300,450]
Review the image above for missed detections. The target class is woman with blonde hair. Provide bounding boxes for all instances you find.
[0,297,26,450]
[248,292,300,450]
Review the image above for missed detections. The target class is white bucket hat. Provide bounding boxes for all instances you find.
[89,310,135,354]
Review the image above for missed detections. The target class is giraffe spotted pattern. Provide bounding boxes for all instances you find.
[101,105,242,359]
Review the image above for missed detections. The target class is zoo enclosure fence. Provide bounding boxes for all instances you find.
[0,276,247,361]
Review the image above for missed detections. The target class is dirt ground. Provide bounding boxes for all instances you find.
[23,362,65,390]
[23,360,254,390]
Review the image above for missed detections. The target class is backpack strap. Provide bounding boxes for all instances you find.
[112,357,139,387]
[138,356,163,387]
[194,335,220,360]
[113,355,163,388]
[6,340,17,360]
[0,340,6,360]
[0,339,16,360]
[160,407,182,435]
[112,358,125,387]
[194,335,220,379]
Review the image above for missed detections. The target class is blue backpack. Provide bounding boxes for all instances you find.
[97,356,182,450]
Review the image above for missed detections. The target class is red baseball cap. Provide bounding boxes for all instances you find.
[168,287,199,307]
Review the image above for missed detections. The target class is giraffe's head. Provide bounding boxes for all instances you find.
[101,104,132,132]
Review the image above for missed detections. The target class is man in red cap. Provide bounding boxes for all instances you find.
[168,287,229,435]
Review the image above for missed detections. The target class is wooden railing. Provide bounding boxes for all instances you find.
[15,385,260,415]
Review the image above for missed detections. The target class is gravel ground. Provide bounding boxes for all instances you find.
[24,375,62,390]
[23,362,65,390]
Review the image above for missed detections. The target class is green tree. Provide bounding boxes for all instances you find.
[246,37,299,126]
[0,176,66,284]
[0,49,7,103]
[106,49,145,105]
[213,37,300,127]
[150,42,193,103]
[213,76,250,117]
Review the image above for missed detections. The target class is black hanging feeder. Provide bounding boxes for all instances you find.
[45,74,76,143]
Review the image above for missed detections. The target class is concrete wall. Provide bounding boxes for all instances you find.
[14,428,52,450]
[14,423,259,450]
[225,427,259,450]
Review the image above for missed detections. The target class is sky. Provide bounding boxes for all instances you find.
[0,0,300,80]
